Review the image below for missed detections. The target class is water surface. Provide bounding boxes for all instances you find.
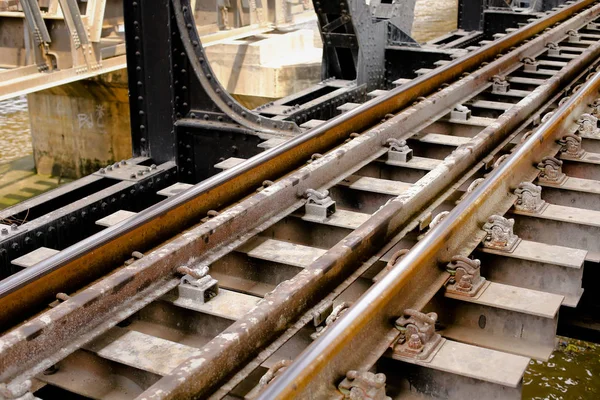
[0,96,32,164]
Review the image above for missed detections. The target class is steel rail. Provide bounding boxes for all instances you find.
[258,48,600,400]
[3,3,599,391]
[139,9,600,400]
[0,0,595,329]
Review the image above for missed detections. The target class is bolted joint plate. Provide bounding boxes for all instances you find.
[93,161,166,182]
[0,223,27,244]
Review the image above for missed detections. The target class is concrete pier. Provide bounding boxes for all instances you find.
[25,29,322,178]
[27,70,132,179]
[206,28,322,108]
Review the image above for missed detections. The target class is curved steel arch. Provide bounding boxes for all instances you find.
[124,0,300,168]
[172,0,300,133]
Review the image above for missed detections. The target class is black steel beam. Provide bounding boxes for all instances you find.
[124,0,176,163]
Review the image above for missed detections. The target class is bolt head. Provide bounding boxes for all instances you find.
[407,334,423,350]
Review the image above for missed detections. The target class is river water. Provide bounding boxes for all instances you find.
[524,338,599,399]
[0,2,598,398]
[0,96,31,164]
[413,0,458,42]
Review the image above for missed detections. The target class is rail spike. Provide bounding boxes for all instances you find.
[514,182,547,213]
[445,255,486,297]
[537,156,567,185]
[338,370,391,400]
[393,309,443,360]
[559,133,585,159]
[482,215,520,252]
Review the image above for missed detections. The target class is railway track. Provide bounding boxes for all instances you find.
[3,1,600,399]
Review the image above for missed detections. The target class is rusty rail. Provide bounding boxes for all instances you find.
[135,5,600,399]
[0,0,595,329]
[257,44,600,400]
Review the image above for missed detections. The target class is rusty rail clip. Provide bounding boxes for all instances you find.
[559,133,585,159]
[514,182,547,213]
[577,113,600,138]
[537,156,567,185]
[393,309,442,360]
[311,302,350,340]
[386,138,413,163]
[450,104,471,121]
[492,75,510,94]
[546,42,560,56]
[522,56,538,72]
[176,265,219,303]
[445,256,486,297]
[567,29,580,43]
[482,215,520,252]
[304,188,336,221]
[338,370,391,400]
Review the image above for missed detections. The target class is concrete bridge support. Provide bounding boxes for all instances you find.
[25,28,323,178]
[27,70,132,179]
